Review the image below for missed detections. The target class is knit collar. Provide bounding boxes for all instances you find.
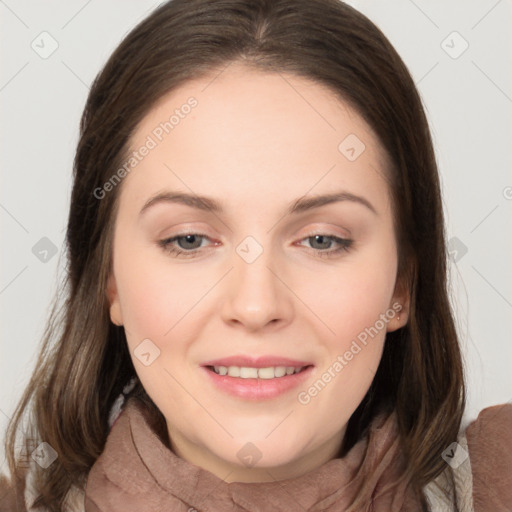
[84,398,421,511]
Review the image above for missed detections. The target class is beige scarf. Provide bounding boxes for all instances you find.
[84,397,423,511]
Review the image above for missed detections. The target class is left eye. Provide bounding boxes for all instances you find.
[158,233,210,256]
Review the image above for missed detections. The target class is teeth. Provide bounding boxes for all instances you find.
[274,366,287,377]
[227,366,240,377]
[212,365,305,379]
[239,367,258,378]
[257,367,275,379]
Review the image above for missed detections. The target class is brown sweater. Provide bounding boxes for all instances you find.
[1,401,511,511]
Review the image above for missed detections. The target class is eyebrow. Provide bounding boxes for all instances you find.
[139,190,378,217]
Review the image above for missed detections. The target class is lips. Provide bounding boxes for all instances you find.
[200,355,315,400]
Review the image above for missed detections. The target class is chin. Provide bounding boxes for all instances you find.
[216,433,311,469]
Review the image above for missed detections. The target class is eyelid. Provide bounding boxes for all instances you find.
[299,224,351,239]
[156,222,215,238]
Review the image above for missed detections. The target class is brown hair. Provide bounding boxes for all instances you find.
[4,0,465,510]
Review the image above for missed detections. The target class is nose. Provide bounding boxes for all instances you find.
[220,244,294,332]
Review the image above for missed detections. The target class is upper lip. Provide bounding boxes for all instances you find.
[201,355,313,368]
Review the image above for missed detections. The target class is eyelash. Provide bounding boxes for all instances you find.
[158,232,353,259]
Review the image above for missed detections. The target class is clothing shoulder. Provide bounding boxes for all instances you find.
[422,402,512,512]
[0,462,84,512]
[466,402,512,512]
[0,469,27,512]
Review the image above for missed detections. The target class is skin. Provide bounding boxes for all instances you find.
[107,61,410,483]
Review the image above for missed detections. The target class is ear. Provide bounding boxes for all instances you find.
[386,272,410,333]
[106,273,124,326]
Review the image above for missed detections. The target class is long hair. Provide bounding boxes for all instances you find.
[4,1,465,510]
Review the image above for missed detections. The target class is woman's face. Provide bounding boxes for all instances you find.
[107,62,409,482]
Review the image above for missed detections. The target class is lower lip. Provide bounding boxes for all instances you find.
[201,366,314,400]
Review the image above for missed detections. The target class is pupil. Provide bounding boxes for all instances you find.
[313,235,329,249]
[182,235,200,249]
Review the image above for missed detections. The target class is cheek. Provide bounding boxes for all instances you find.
[113,247,203,411]
[306,243,397,400]
[313,259,396,343]
[113,244,219,405]
[330,259,396,372]
[114,244,206,340]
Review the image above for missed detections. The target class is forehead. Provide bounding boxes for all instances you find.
[121,62,391,217]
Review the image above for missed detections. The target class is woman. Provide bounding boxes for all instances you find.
[1,0,511,510]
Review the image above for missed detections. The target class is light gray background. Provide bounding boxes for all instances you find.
[1,0,511,469]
